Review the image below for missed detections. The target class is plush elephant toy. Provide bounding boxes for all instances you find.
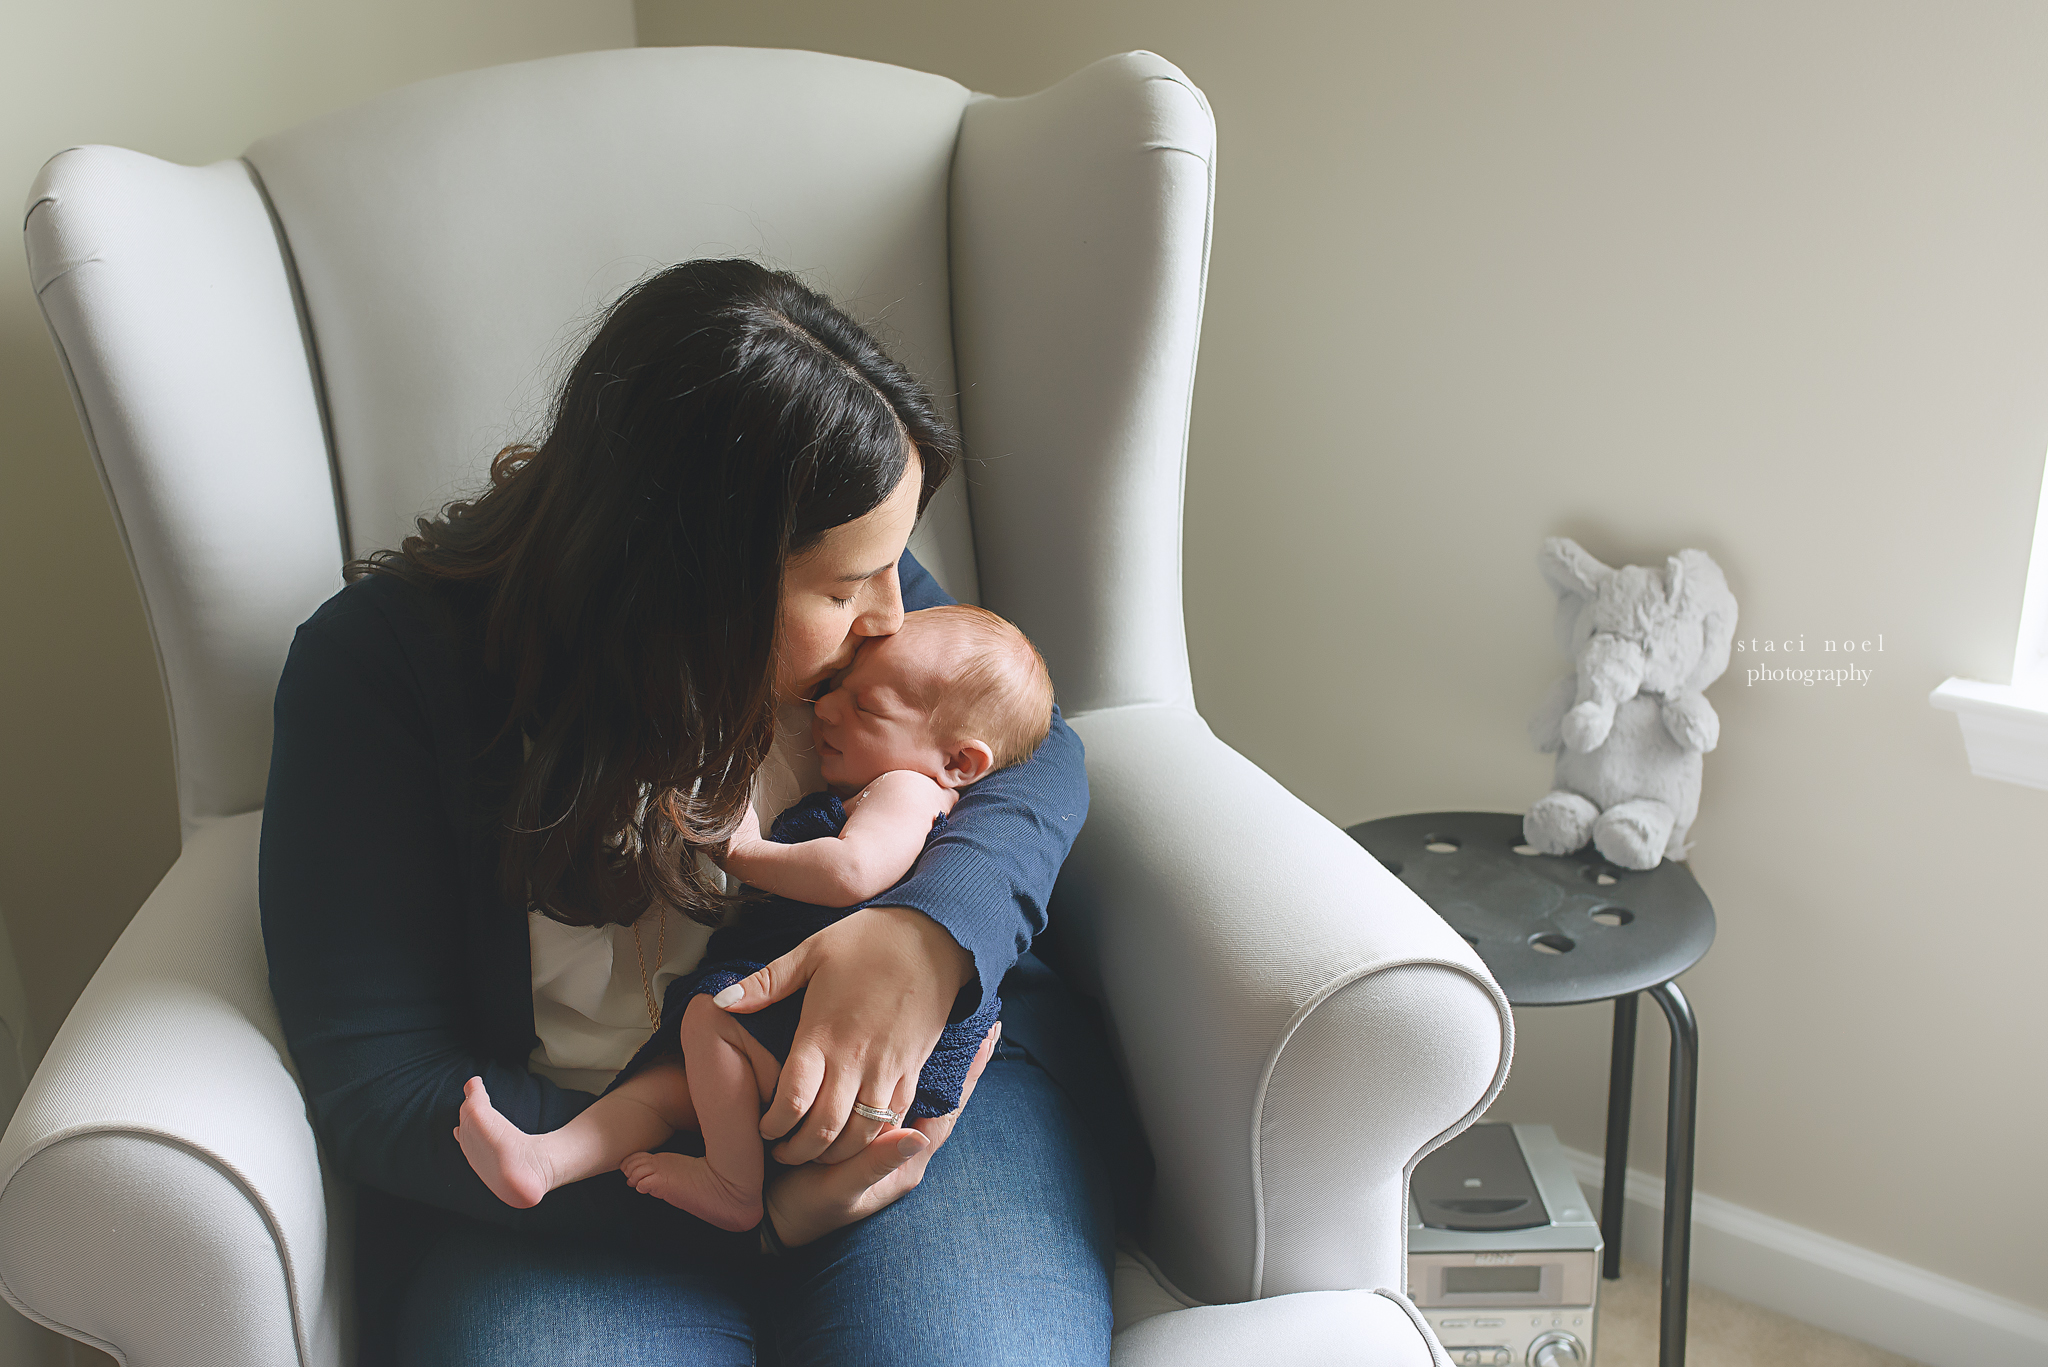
[1524,538,1738,869]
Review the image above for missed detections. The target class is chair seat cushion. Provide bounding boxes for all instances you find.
[1111,1251,1443,1366]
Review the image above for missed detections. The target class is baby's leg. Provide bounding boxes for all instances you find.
[455,1063,693,1209]
[619,993,782,1231]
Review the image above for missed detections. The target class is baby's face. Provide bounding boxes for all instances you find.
[809,624,953,791]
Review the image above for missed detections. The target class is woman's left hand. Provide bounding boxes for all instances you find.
[712,903,975,1165]
[758,1020,997,1248]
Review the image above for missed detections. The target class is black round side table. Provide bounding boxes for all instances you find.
[1347,812,1715,1367]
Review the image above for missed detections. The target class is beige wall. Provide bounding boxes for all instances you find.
[634,0,2048,1308]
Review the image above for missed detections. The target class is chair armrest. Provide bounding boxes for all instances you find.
[0,812,348,1367]
[1059,706,1512,1306]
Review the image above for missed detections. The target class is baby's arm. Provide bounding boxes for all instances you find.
[723,771,956,907]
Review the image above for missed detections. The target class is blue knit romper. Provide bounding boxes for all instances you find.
[629,791,1001,1121]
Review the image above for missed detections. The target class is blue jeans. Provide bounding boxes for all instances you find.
[395,1046,1114,1366]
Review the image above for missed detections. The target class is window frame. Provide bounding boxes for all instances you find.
[1930,452,2048,789]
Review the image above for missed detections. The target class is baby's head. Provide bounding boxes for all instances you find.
[810,605,1054,793]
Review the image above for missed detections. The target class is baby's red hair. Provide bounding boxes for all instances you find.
[901,605,1054,771]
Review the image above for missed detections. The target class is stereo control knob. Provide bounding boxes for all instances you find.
[1530,1331,1586,1367]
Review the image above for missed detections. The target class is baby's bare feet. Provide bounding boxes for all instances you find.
[620,1151,762,1232]
[453,1076,555,1209]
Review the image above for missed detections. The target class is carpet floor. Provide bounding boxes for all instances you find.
[1594,1259,1925,1367]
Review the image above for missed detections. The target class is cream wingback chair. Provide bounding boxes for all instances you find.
[3,47,1509,1366]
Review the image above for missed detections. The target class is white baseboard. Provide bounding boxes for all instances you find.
[1560,1146,2048,1367]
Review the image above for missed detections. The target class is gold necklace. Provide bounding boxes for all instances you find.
[630,910,667,1039]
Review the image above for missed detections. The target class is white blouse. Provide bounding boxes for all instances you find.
[526,700,824,1094]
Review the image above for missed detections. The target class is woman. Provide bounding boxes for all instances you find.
[259,260,1115,1364]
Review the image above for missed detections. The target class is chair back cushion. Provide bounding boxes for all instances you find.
[245,47,982,600]
[27,48,1213,834]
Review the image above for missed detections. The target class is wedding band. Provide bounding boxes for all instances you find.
[851,1102,901,1125]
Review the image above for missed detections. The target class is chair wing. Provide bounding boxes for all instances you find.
[26,150,343,839]
[951,52,1213,715]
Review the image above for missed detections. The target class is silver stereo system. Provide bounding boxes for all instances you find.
[1408,1123,1603,1367]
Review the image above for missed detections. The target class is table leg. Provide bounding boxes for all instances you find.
[1601,992,1638,1280]
[1649,980,1699,1367]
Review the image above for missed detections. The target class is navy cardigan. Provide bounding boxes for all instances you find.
[259,552,1106,1294]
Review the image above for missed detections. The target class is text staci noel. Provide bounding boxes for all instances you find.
[1736,634,1883,688]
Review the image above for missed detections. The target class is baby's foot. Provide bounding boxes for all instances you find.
[620,1151,763,1232]
[453,1077,555,1209]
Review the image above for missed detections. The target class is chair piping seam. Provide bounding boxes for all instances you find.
[240,156,352,566]
[0,1123,323,1367]
[1248,956,1514,1298]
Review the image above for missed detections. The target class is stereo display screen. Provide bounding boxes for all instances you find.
[1444,1266,1543,1295]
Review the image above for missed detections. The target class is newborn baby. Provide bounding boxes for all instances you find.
[454,604,1055,1231]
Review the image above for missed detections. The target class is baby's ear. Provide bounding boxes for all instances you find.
[944,739,997,788]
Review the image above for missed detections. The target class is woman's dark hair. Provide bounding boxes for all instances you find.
[349,260,958,927]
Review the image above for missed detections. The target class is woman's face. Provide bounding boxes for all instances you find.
[775,453,922,702]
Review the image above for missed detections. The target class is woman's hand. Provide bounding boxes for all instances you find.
[759,1022,997,1248]
[711,903,975,1165]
